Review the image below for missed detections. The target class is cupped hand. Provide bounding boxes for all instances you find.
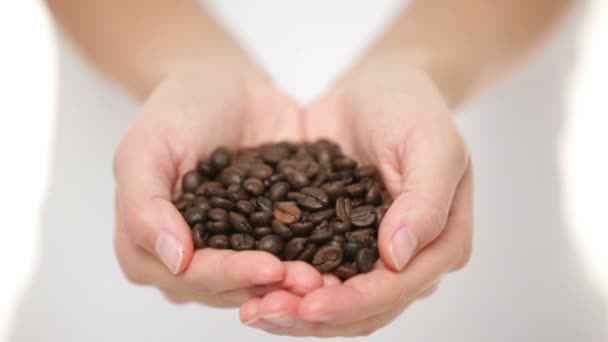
[240,66,473,335]
[113,67,322,308]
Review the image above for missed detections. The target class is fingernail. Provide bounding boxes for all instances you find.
[262,312,296,328]
[389,227,418,271]
[155,232,184,274]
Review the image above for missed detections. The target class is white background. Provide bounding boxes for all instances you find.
[0,1,607,341]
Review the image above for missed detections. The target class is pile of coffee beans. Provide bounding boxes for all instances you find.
[173,140,392,280]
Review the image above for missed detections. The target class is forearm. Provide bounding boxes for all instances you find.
[347,0,574,107]
[46,0,264,99]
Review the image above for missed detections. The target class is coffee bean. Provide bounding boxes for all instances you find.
[228,212,251,233]
[290,221,314,236]
[308,208,336,224]
[261,145,290,165]
[208,208,228,221]
[335,196,352,222]
[230,233,255,250]
[312,243,343,272]
[204,187,229,199]
[288,187,329,210]
[247,163,273,180]
[350,205,376,227]
[355,247,377,273]
[274,202,301,224]
[235,200,255,216]
[375,206,388,226]
[182,170,203,193]
[277,160,301,174]
[219,167,245,187]
[268,173,287,184]
[252,226,273,239]
[183,207,207,227]
[250,211,273,227]
[210,197,235,211]
[297,243,318,262]
[210,147,232,170]
[330,219,352,235]
[286,170,309,189]
[254,196,274,213]
[328,170,355,183]
[198,161,216,178]
[309,223,334,244]
[365,182,382,205]
[256,235,285,256]
[322,181,348,201]
[268,182,290,202]
[284,237,308,260]
[242,178,264,196]
[192,223,208,249]
[272,220,294,239]
[208,234,230,249]
[311,165,330,187]
[333,234,346,244]
[173,198,191,211]
[333,157,357,171]
[179,192,196,201]
[207,220,230,235]
[227,185,249,201]
[195,181,223,195]
[343,242,361,261]
[351,198,365,208]
[191,196,212,211]
[355,165,377,179]
[333,262,358,280]
[346,183,367,198]
[346,228,376,247]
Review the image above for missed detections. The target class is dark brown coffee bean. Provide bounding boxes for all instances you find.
[228,212,251,233]
[301,210,311,222]
[247,163,273,180]
[235,200,255,216]
[273,202,301,224]
[173,198,191,211]
[343,242,361,261]
[333,235,346,244]
[250,211,273,227]
[322,181,348,201]
[330,219,352,235]
[328,170,355,184]
[182,170,203,193]
[272,220,294,239]
[254,196,274,213]
[210,197,235,211]
[355,165,377,179]
[208,208,228,221]
[197,161,216,178]
[333,157,357,171]
[204,187,229,198]
[268,173,287,184]
[192,223,208,249]
[230,233,255,250]
[252,226,273,239]
[312,243,343,272]
[261,145,290,165]
[183,207,207,227]
[210,147,232,170]
[365,182,382,205]
[350,205,376,227]
[333,263,359,280]
[335,196,352,222]
[242,178,265,196]
[297,243,318,262]
[351,198,365,208]
[346,228,376,247]
[277,160,301,174]
[309,223,334,244]
[227,185,249,201]
[346,183,367,197]
[207,221,230,235]
[290,221,315,236]
[256,234,285,256]
[208,234,230,249]
[179,192,196,201]
[219,167,245,187]
[195,181,223,195]
[284,237,308,260]
[375,206,388,226]
[191,196,212,211]
[268,182,290,202]
[355,248,377,273]
[308,209,336,224]
[311,165,330,187]
[288,187,329,210]
[286,170,309,189]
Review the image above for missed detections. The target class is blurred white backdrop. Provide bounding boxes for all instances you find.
[0,1,606,341]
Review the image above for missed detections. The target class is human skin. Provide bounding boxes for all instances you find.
[47,0,573,336]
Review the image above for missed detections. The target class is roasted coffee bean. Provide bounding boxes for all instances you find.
[288,187,329,210]
[195,181,223,195]
[173,198,191,211]
[182,170,203,193]
[284,237,308,260]
[333,157,357,171]
[268,173,286,184]
[355,247,377,273]
[333,262,358,280]
[235,200,255,216]
[311,166,330,187]
[303,161,320,178]
[179,192,196,201]
[274,202,301,224]
[219,167,245,187]
[250,211,273,227]
[252,226,273,239]
[277,160,301,174]
[210,147,232,170]
[286,170,309,189]
[322,181,347,201]
[247,163,273,180]
[346,183,367,197]
[272,220,294,239]
[261,145,290,165]
[197,161,216,178]
[208,208,228,222]
[254,196,274,213]
[343,242,361,261]
[183,207,207,227]
[333,234,346,244]
[268,182,290,202]
[297,243,317,262]
[192,223,208,249]
[355,165,377,179]
[256,234,285,256]
[335,196,352,222]
[330,219,352,235]
[230,233,255,250]
[312,243,343,272]
[227,185,249,202]
[346,228,376,247]
[207,220,230,235]
[308,208,336,224]
[290,221,314,236]
[204,187,229,199]
[210,197,235,211]
[208,234,230,249]
[375,206,388,226]
[350,205,376,227]
[351,198,365,208]
[191,196,212,211]
[328,170,355,183]
[243,178,265,196]
[365,182,382,205]
[228,212,251,233]
[309,223,334,244]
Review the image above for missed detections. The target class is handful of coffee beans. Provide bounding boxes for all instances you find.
[173,140,392,280]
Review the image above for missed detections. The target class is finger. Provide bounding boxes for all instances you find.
[161,287,257,308]
[253,261,323,297]
[114,130,194,275]
[378,129,469,271]
[243,290,301,329]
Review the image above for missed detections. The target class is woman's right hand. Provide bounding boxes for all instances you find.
[113,66,323,308]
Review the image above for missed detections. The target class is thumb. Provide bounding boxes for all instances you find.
[114,133,194,275]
